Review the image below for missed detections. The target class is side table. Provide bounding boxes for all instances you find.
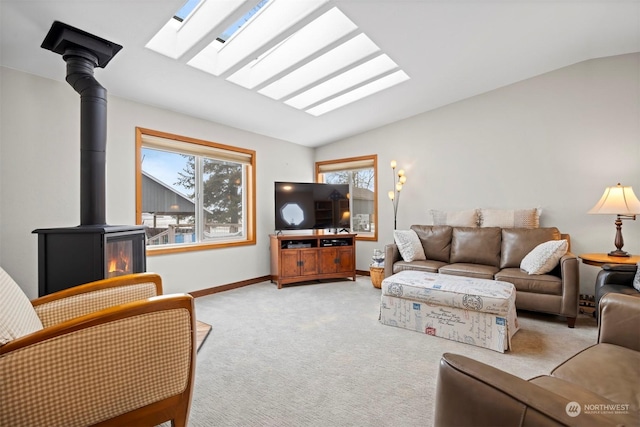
[370,266,384,289]
[579,253,640,267]
[579,253,639,318]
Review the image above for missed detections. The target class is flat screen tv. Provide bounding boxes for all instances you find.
[275,182,350,232]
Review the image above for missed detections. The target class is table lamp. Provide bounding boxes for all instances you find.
[588,183,640,257]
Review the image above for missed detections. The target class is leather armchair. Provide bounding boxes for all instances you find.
[595,263,639,314]
[434,293,640,426]
[0,272,196,427]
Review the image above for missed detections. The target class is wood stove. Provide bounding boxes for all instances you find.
[33,22,146,296]
[34,226,146,296]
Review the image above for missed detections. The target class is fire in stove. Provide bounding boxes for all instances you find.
[107,240,133,277]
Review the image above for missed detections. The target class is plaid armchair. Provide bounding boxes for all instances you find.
[0,269,196,427]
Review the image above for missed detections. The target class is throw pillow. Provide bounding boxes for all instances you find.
[480,208,541,228]
[394,230,426,262]
[0,267,43,346]
[633,262,640,292]
[430,209,479,227]
[500,227,561,269]
[520,240,568,275]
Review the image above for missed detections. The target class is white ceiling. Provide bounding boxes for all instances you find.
[1,0,639,147]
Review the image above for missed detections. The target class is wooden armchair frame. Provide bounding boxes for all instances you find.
[1,273,196,427]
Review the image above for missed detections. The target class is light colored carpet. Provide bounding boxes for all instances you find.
[189,277,598,426]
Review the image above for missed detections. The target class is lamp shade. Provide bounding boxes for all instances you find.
[588,183,640,215]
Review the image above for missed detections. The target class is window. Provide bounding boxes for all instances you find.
[316,155,377,241]
[136,128,256,255]
[216,0,270,43]
[173,0,202,22]
[147,1,409,115]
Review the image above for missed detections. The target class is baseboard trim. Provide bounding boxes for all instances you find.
[190,275,272,298]
[191,273,372,297]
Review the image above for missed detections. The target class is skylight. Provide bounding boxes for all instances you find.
[284,54,400,110]
[306,70,410,116]
[257,33,380,100]
[173,0,203,22]
[188,0,328,76]
[146,0,410,116]
[227,7,358,90]
[217,0,270,43]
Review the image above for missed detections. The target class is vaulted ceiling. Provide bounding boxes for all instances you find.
[1,1,638,147]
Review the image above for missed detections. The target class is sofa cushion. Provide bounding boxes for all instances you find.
[500,227,562,269]
[495,268,562,295]
[393,259,446,274]
[449,227,502,267]
[550,343,640,413]
[393,230,426,262]
[410,225,452,263]
[599,284,640,298]
[521,240,568,275]
[430,209,479,227]
[634,262,640,292]
[479,208,541,228]
[0,267,44,346]
[438,264,499,280]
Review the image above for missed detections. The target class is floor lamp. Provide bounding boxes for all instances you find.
[388,160,407,230]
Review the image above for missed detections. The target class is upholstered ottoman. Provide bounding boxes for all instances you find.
[379,270,519,352]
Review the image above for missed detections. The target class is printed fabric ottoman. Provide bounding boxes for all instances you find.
[379,270,519,353]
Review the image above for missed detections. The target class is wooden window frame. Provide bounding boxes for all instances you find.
[136,127,256,255]
[316,154,378,242]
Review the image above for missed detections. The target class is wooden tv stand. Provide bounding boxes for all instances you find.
[270,233,356,289]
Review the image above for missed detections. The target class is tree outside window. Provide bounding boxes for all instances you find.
[176,157,244,236]
[136,128,255,254]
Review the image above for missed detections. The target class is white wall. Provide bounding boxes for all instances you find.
[316,53,640,294]
[2,53,639,298]
[0,66,314,299]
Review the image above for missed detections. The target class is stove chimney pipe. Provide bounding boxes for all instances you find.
[65,49,107,225]
[41,21,122,226]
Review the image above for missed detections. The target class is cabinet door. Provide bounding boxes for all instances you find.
[336,247,354,273]
[281,250,301,278]
[300,249,318,275]
[318,248,338,274]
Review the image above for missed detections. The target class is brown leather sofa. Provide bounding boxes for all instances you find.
[384,226,579,327]
[434,293,640,426]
